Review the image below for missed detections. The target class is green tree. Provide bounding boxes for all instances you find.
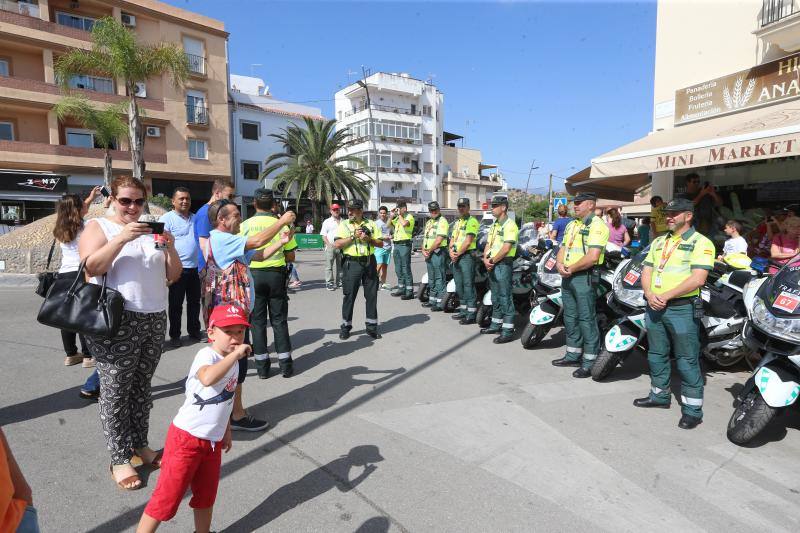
[263,118,372,227]
[524,200,550,221]
[53,96,128,186]
[54,17,189,182]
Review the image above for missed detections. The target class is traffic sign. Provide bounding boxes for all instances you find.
[552,196,568,213]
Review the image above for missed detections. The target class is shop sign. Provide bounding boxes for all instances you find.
[654,136,800,171]
[675,52,800,125]
[0,172,68,193]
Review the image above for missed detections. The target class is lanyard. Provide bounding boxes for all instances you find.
[657,235,682,273]
[564,221,584,261]
[488,218,507,254]
[425,218,438,243]
[452,218,465,246]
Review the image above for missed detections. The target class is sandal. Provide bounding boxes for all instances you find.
[135,448,163,469]
[110,464,141,491]
[78,389,99,401]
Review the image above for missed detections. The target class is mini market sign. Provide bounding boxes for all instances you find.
[675,52,800,125]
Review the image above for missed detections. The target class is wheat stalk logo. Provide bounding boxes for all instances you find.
[723,76,757,110]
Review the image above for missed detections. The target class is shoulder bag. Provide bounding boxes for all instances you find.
[37,260,125,337]
[34,240,57,298]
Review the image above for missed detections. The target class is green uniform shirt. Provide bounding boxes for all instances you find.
[487,216,519,259]
[335,218,381,257]
[450,215,480,251]
[423,215,449,250]
[643,227,714,297]
[562,214,609,267]
[391,213,415,241]
[239,213,297,268]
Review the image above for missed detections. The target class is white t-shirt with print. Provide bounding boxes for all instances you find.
[723,235,748,256]
[172,347,238,442]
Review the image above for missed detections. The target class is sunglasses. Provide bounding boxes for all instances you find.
[116,197,145,207]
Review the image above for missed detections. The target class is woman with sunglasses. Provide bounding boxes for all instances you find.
[79,176,183,490]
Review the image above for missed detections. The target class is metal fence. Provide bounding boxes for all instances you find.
[185,53,206,75]
[762,0,798,26]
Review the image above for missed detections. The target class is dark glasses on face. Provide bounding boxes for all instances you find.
[116,197,145,207]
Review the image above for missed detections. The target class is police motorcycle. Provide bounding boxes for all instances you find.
[519,243,623,349]
[592,252,756,381]
[418,225,488,308]
[727,254,800,445]
[474,224,544,327]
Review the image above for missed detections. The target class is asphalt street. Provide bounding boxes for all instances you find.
[1,250,800,532]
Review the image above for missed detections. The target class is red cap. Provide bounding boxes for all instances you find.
[331,203,341,210]
[209,305,251,328]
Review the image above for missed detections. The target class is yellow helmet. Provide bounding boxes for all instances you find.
[724,252,752,270]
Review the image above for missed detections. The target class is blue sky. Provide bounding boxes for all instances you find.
[165,0,657,193]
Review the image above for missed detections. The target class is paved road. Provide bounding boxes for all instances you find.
[1,250,799,532]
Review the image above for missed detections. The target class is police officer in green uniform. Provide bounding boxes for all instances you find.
[422,201,450,312]
[335,199,384,340]
[390,200,415,300]
[551,192,610,378]
[240,188,298,378]
[634,197,714,430]
[450,197,480,324]
[480,194,519,344]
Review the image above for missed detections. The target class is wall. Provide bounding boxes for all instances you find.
[0,46,45,81]
[0,108,49,143]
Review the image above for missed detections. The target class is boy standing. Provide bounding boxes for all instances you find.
[137,306,253,533]
[719,220,748,260]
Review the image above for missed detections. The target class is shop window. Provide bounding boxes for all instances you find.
[240,120,260,140]
[56,12,96,32]
[0,59,9,78]
[188,138,208,159]
[242,161,260,180]
[0,122,13,141]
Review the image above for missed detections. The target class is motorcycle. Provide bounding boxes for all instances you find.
[727,256,800,445]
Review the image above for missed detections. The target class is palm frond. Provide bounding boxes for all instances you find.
[53,96,128,150]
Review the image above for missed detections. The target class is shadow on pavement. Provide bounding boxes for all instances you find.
[355,516,391,533]
[222,445,385,532]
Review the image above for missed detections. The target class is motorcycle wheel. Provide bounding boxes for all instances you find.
[476,304,491,328]
[443,292,459,313]
[418,283,429,303]
[705,350,746,368]
[726,389,777,445]
[591,349,622,381]
[520,323,547,349]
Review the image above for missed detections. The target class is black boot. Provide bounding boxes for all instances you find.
[256,357,271,379]
[339,325,352,340]
[401,293,415,300]
[633,397,671,409]
[551,357,581,367]
[480,327,501,335]
[678,414,702,429]
[460,316,477,325]
[279,357,294,378]
[366,329,381,339]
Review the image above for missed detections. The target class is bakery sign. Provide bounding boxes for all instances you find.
[675,52,800,125]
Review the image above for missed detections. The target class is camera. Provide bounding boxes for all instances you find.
[358,224,372,237]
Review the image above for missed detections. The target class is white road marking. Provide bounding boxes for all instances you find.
[520,378,647,402]
[707,442,800,494]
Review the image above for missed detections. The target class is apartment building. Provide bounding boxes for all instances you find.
[229,74,323,213]
[0,0,230,223]
[334,72,444,212]
[440,133,504,209]
[570,0,800,242]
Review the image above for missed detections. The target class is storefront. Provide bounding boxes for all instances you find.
[0,170,68,227]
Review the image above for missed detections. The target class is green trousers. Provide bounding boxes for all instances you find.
[454,253,476,318]
[426,249,447,308]
[392,242,413,295]
[645,304,704,418]
[562,272,600,370]
[488,261,514,336]
[341,256,379,332]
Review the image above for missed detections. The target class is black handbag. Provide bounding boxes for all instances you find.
[37,260,125,337]
[34,240,57,298]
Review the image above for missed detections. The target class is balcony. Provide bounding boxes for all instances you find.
[186,104,209,126]
[756,1,800,50]
[443,171,503,189]
[344,103,421,118]
[186,53,206,76]
[348,135,421,147]
[0,139,167,165]
[0,0,39,18]
[0,5,92,44]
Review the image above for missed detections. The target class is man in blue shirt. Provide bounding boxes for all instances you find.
[194,178,235,272]
[160,187,200,348]
[549,203,573,244]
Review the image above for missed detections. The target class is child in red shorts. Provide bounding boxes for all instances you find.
[137,305,253,533]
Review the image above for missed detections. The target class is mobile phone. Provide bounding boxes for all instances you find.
[142,221,164,234]
[100,186,111,197]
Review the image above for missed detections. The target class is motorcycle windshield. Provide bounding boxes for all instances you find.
[759,262,800,317]
[617,246,650,290]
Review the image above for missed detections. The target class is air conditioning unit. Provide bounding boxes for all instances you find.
[145,126,160,138]
[133,82,146,98]
[121,13,136,27]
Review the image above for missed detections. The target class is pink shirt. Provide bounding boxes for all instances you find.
[769,233,800,274]
[607,222,628,247]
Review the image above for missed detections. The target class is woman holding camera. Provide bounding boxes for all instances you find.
[80,176,182,490]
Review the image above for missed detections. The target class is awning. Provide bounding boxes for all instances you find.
[566,167,650,202]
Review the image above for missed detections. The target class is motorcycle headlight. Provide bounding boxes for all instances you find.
[612,271,646,308]
[751,297,800,343]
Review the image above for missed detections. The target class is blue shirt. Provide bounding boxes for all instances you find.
[194,204,212,271]
[160,210,198,268]
[208,230,257,310]
[551,217,572,244]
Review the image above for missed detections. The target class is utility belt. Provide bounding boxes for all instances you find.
[656,296,703,318]
[490,257,514,265]
[344,255,374,265]
[570,265,600,284]
[252,266,287,273]
[394,240,411,245]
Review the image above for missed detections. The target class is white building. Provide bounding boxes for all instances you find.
[334,72,444,212]
[229,75,323,201]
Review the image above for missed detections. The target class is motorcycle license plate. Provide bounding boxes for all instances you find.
[624,271,640,285]
[773,291,800,313]
[545,258,556,270]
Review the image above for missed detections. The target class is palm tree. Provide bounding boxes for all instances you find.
[263,118,373,226]
[54,17,189,182]
[54,96,128,186]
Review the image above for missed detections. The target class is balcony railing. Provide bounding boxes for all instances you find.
[0,139,167,164]
[0,0,39,18]
[186,53,206,75]
[349,135,421,146]
[186,104,209,125]
[762,0,798,26]
[344,103,421,118]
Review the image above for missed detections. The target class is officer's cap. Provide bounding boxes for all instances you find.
[457,197,470,207]
[490,194,509,207]
[349,199,364,210]
[396,200,407,208]
[254,187,273,201]
[664,197,694,213]
[428,201,440,211]
[572,192,597,204]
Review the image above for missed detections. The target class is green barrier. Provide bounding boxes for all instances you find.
[295,233,324,249]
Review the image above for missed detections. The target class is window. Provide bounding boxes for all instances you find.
[68,74,113,94]
[0,59,8,77]
[0,122,13,141]
[458,185,466,197]
[423,134,433,145]
[188,139,207,159]
[242,161,260,180]
[56,12,95,31]
[186,91,208,125]
[66,129,94,148]
[183,36,205,75]
[240,120,259,140]
[422,105,432,117]
[423,162,433,173]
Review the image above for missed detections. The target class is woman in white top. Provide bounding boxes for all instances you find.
[80,176,182,490]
